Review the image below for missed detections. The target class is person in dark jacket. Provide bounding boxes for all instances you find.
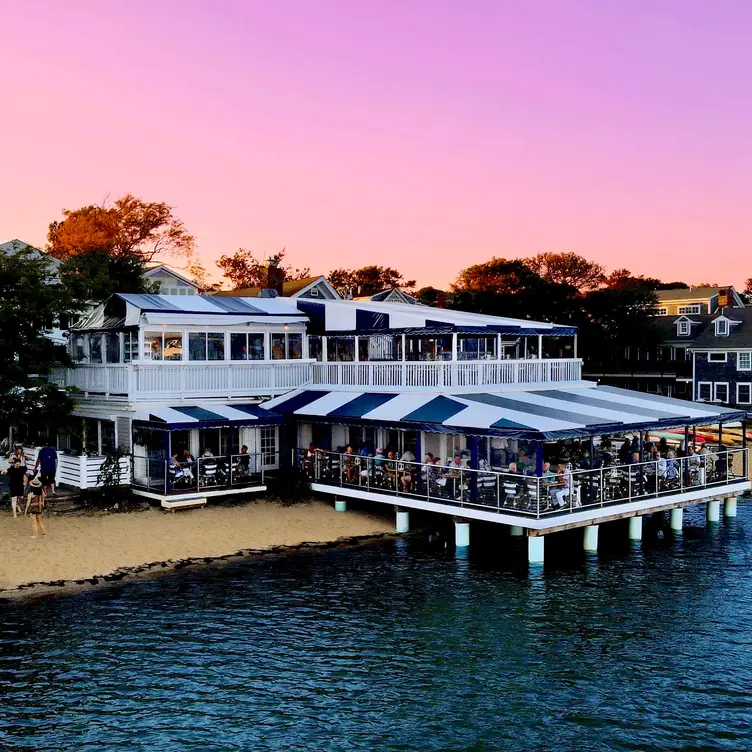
[2,458,28,518]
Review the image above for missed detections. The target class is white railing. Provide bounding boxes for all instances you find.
[22,447,131,490]
[311,358,582,388]
[52,361,314,400]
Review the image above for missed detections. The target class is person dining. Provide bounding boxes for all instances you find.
[343,446,358,483]
[550,464,572,509]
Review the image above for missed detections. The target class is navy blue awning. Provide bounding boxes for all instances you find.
[134,403,284,432]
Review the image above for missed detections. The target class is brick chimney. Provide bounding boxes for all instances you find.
[264,256,285,297]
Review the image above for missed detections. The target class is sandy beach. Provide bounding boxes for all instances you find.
[0,500,394,596]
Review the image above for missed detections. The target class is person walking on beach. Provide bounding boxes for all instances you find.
[2,457,28,518]
[25,477,46,538]
[34,439,58,497]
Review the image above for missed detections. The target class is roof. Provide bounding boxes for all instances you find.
[213,276,338,299]
[296,298,577,336]
[261,384,744,440]
[653,314,713,344]
[0,239,60,267]
[690,306,752,349]
[656,286,743,306]
[355,289,419,304]
[143,264,201,289]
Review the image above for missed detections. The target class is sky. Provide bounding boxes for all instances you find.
[1,0,751,289]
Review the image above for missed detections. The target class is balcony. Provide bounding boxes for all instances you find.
[52,361,314,401]
[311,358,582,389]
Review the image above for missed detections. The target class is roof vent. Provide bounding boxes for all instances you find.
[260,288,279,298]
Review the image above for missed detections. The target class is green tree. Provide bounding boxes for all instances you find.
[0,248,81,440]
[217,248,310,289]
[328,266,416,297]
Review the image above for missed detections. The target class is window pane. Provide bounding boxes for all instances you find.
[89,333,103,363]
[101,420,116,454]
[145,331,163,361]
[71,333,87,361]
[208,332,225,360]
[249,333,265,360]
[231,333,248,360]
[83,418,100,455]
[105,332,120,363]
[189,332,206,360]
[287,333,303,360]
[164,332,182,361]
[271,333,285,360]
[123,332,137,363]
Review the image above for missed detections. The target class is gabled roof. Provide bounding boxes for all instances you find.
[0,238,60,267]
[355,289,419,304]
[143,263,201,289]
[652,314,713,345]
[690,307,752,349]
[656,286,745,308]
[213,276,340,299]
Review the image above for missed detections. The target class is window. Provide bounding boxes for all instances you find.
[145,331,183,361]
[231,332,265,360]
[677,321,690,336]
[178,288,187,295]
[737,383,752,404]
[678,304,701,315]
[697,382,712,401]
[271,332,303,360]
[71,333,87,362]
[123,332,138,363]
[738,352,752,371]
[714,383,729,403]
[708,352,727,362]
[309,287,320,297]
[188,332,225,361]
[105,332,121,363]
[89,333,103,363]
[656,307,668,316]
[260,426,278,466]
[715,319,729,336]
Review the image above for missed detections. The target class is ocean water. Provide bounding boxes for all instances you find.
[1,504,751,752]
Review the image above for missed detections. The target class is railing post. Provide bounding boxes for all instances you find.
[79,455,87,489]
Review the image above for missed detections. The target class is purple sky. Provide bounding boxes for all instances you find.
[1,0,751,288]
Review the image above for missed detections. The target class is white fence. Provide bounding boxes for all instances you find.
[311,359,582,388]
[23,447,131,490]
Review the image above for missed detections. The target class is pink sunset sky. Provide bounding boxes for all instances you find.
[1,0,751,289]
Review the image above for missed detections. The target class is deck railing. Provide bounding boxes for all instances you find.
[132,452,279,495]
[311,358,582,388]
[22,446,131,489]
[297,448,747,519]
[52,362,314,400]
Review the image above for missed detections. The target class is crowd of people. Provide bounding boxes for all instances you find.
[166,445,255,489]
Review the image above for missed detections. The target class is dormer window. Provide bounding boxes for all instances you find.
[715,318,729,336]
[679,304,701,315]
[677,320,690,336]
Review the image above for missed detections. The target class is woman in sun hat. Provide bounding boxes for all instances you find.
[25,477,47,538]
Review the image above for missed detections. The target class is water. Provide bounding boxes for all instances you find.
[2,505,752,751]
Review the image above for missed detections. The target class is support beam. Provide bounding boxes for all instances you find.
[510,525,524,537]
[528,535,544,564]
[628,516,643,541]
[669,507,683,531]
[454,520,470,548]
[707,499,721,523]
[395,507,410,533]
[334,498,347,513]
[583,524,599,553]
[724,496,738,518]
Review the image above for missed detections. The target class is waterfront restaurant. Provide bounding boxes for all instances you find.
[41,292,749,540]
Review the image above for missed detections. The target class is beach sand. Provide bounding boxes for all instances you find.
[0,500,393,594]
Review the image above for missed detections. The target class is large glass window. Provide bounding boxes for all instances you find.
[164,332,182,360]
[101,420,116,455]
[123,331,138,362]
[189,332,206,360]
[105,332,121,363]
[83,418,100,455]
[145,331,164,360]
[208,333,225,360]
[89,333,103,364]
[71,333,87,362]
[145,331,183,361]
[271,332,303,360]
[231,333,265,360]
[327,337,355,362]
[271,333,286,360]
[308,336,323,362]
[288,333,303,359]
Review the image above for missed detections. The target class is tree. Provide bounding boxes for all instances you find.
[47,194,197,300]
[0,249,82,441]
[523,252,605,292]
[328,266,416,297]
[415,286,448,307]
[217,248,311,290]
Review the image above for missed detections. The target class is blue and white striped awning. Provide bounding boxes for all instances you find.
[260,385,746,440]
[134,403,283,431]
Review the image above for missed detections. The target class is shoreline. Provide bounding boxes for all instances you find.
[0,499,398,604]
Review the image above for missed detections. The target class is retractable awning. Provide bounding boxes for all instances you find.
[133,403,284,431]
[260,385,746,441]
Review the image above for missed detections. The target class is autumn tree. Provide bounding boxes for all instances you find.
[328,266,416,297]
[523,252,605,292]
[47,194,197,300]
[216,248,311,290]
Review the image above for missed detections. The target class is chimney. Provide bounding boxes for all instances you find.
[436,291,447,308]
[263,256,285,297]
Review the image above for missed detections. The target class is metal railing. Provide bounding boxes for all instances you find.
[132,452,278,495]
[296,448,747,519]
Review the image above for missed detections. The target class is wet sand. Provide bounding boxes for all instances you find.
[0,500,394,597]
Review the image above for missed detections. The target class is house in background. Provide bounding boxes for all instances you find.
[690,307,752,410]
[583,285,746,399]
[354,288,420,305]
[213,275,340,300]
[143,263,201,295]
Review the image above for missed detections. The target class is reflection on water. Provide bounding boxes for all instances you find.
[1,504,751,751]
